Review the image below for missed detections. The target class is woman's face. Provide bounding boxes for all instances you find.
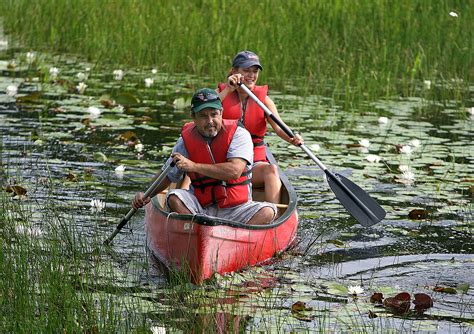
[233,65,260,90]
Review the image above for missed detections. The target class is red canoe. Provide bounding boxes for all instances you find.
[145,150,298,284]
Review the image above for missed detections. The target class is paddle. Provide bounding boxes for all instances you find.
[238,83,386,227]
[104,161,175,245]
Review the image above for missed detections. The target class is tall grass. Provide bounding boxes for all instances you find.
[0,0,472,101]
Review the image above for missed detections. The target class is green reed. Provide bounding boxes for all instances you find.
[0,0,472,103]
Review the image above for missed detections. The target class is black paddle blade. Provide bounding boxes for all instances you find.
[326,171,386,227]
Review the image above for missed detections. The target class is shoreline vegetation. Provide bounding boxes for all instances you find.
[0,0,472,104]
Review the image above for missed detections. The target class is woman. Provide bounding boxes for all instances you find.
[217,50,303,203]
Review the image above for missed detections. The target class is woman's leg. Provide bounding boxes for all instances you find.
[252,163,282,203]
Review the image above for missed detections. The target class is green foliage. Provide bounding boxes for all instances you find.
[0,0,472,99]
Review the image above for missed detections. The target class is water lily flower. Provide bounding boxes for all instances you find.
[0,39,8,49]
[49,67,59,79]
[399,145,412,155]
[410,139,421,148]
[76,72,87,81]
[467,107,474,116]
[76,82,87,94]
[309,143,320,152]
[115,165,126,178]
[6,85,18,97]
[135,143,144,153]
[116,104,125,113]
[378,116,389,125]
[144,78,154,87]
[359,139,370,148]
[26,51,35,64]
[449,11,458,17]
[151,68,158,74]
[398,165,410,172]
[150,326,166,334]
[423,80,431,89]
[113,69,124,80]
[87,106,101,118]
[348,285,364,296]
[365,154,381,163]
[90,199,105,212]
[401,170,415,182]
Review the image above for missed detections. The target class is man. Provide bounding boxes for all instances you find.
[133,88,276,225]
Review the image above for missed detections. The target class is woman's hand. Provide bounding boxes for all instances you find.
[290,133,304,146]
[226,73,243,90]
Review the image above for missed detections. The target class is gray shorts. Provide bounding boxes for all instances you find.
[166,189,276,224]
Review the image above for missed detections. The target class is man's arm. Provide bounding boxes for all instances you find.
[173,154,246,181]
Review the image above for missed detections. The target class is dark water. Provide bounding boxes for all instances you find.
[1,49,473,332]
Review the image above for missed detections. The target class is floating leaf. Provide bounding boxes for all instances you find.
[16,91,43,103]
[370,292,384,304]
[5,185,27,196]
[327,239,345,247]
[93,152,108,162]
[456,282,470,294]
[433,286,457,294]
[413,293,433,314]
[113,92,140,106]
[383,292,411,315]
[118,131,139,144]
[291,301,310,312]
[66,172,78,182]
[408,209,429,220]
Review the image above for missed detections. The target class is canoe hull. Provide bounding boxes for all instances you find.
[145,202,298,284]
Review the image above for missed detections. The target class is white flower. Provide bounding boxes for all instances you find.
[0,39,8,49]
[144,78,154,87]
[410,139,421,148]
[423,80,431,89]
[365,154,381,163]
[87,106,101,118]
[76,72,87,81]
[76,82,88,94]
[378,116,389,125]
[359,139,370,148]
[90,199,105,212]
[6,85,18,97]
[401,170,415,182]
[116,104,125,113]
[309,143,320,152]
[26,52,35,64]
[113,69,124,80]
[115,165,125,178]
[135,143,144,153]
[49,67,59,79]
[398,164,410,172]
[150,326,166,334]
[399,145,412,155]
[151,68,158,74]
[348,285,364,296]
[467,107,474,116]
[449,11,458,17]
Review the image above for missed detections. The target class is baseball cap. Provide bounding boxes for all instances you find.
[191,88,222,113]
[232,50,263,70]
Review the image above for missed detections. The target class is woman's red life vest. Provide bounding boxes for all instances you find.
[218,83,268,162]
[181,119,251,208]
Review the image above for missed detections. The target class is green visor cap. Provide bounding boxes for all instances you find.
[191,88,222,113]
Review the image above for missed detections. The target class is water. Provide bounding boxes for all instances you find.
[1,50,473,332]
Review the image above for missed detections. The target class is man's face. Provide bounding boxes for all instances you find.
[192,108,223,138]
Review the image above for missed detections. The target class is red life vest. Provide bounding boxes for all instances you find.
[218,83,268,162]
[181,119,251,208]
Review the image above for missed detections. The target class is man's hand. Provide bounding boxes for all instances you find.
[172,153,195,173]
[132,192,150,209]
